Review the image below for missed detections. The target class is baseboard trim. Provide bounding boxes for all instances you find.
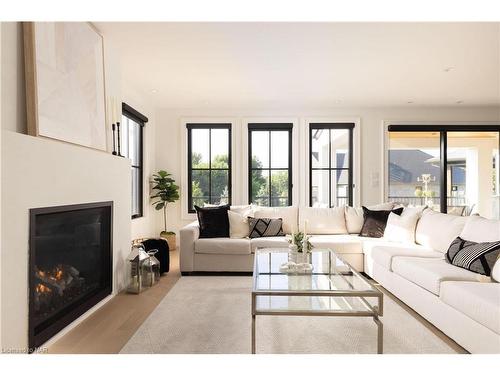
[181,271,253,276]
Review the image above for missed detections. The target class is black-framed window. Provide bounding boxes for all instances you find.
[309,123,354,207]
[248,123,292,207]
[387,125,500,219]
[187,124,232,213]
[121,103,148,219]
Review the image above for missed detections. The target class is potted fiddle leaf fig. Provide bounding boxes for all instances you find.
[151,170,180,250]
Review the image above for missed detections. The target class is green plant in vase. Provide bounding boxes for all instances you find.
[288,232,305,252]
[151,170,180,249]
[288,232,314,253]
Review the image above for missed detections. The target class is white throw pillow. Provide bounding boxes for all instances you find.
[384,212,419,244]
[492,258,500,282]
[227,210,252,238]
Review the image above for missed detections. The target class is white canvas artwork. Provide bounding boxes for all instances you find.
[28,22,107,151]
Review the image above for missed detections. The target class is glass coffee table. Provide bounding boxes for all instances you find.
[251,248,383,354]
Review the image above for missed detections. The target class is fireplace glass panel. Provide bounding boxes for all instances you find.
[30,202,112,348]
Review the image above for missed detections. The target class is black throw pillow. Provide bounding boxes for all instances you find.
[359,206,404,238]
[446,236,500,276]
[195,205,230,238]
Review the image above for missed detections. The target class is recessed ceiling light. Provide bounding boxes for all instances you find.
[443,67,454,72]
[151,89,157,94]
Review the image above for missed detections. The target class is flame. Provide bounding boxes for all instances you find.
[35,265,65,294]
[36,283,52,294]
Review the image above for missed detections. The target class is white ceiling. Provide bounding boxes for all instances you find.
[95,22,500,109]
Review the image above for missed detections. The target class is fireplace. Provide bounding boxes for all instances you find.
[29,202,113,349]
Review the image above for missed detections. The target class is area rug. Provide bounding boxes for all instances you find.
[120,277,457,354]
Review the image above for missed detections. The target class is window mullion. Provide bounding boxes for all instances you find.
[267,131,271,206]
[208,128,212,204]
[329,128,332,208]
[440,130,447,213]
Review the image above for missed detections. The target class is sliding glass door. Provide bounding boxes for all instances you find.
[446,131,499,218]
[387,131,441,211]
[388,125,500,219]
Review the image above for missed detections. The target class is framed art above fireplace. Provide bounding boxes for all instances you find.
[23,22,107,151]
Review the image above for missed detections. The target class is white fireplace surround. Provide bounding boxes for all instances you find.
[0,131,131,349]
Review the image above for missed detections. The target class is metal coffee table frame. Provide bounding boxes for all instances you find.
[251,248,384,354]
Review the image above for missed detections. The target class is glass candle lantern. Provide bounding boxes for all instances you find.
[146,249,161,287]
[126,243,151,294]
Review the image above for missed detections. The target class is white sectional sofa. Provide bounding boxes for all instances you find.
[180,204,500,353]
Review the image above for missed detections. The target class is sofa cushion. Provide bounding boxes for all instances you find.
[446,236,500,277]
[250,236,289,252]
[299,207,348,234]
[383,211,420,244]
[248,217,284,238]
[345,203,395,234]
[460,215,500,243]
[252,206,298,234]
[493,260,500,283]
[359,206,404,238]
[195,238,251,255]
[415,209,467,253]
[370,246,443,271]
[308,235,363,254]
[228,210,252,239]
[440,281,500,334]
[195,204,230,238]
[392,257,479,295]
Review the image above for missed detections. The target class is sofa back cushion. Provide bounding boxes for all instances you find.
[460,215,500,243]
[252,206,298,234]
[299,207,347,234]
[415,209,467,253]
[345,203,395,234]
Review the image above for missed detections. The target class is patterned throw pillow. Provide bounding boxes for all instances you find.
[446,236,500,276]
[248,217,284,238]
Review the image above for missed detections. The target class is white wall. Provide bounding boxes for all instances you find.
[102,35,158,240]
[0,22,158,240]
[0,22,158,349]
[1,131,131,349]
[155,106,500,234]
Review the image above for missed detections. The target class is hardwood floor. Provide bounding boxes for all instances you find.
[47,250,466,354]
[47,250,181,354]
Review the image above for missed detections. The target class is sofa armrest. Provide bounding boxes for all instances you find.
[180,221,200,273]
